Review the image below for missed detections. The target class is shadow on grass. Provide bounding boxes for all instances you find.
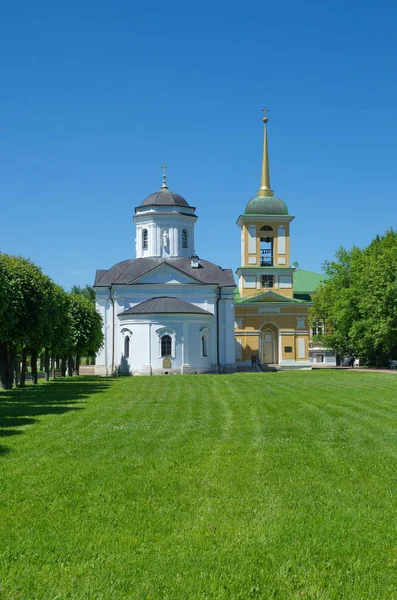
[0,376,111,455]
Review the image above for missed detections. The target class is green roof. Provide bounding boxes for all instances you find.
[244,195,288,215]
[233,269,327,305]
[293,269,327,294]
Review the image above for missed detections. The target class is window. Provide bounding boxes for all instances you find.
[279,276,292,289]
[243,275,256,288]
[260,236,273,266]
[284,346,293,353]
[182,229,188,248]
[316,354,324,363]
[161,335,172,357]
[142,229,148,249]
[124,336,130,358]
[312,322,324,336]
[261,275,274,288]
[156,327,176,358]
[260,225,273,232]
[202,335,208,357]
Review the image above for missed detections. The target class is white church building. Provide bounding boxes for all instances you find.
[94,175,236,375]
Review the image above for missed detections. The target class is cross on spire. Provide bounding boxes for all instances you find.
[262,107,269,123]
[161,163,168,189]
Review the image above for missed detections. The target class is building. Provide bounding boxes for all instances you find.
[93,171,236,376]
[292,269,337,367]
[234,113,323,369]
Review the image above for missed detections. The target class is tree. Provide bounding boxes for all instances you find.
[351,230,397,364]
[0,254,54,389]
[41,284,71,382]
[70,284,96,304]
[0,254,16,389]
[311,230,397,365]
[67,293,103,374]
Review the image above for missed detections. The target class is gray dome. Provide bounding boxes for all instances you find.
[139,189,190,208]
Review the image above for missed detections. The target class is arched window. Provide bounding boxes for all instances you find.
[182,229,188,248]
[124,336,130,358]
[260,235,273,266]
[260,225,273,232]
[161,335,172,357]
[201,335,208,357]
[142,229,148,249]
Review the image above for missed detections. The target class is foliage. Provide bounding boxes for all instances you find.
[1,372,397,599]
[70,284,96,304]
[0,254,51,346]
[0,254,102,388]
[68,293,103,357]
[0,254,57,387]
[311,229,397,365]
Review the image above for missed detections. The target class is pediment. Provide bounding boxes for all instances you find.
[129,263,201,285]
[245,291,294,303]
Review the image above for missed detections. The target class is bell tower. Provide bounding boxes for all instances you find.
[236,111,295,299]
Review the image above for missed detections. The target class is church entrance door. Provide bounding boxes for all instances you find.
[259,327,278,365]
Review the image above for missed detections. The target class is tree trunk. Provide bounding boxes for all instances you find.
[56,356,60,370]
[44,349,50,382]
[7,346,16,390]
[19,348,28,388]
[0,343,8,390]
[60,356,67,377]
[75,354,80,376]
[13,352,19,388]
[40,353,44,371]
[67,355,74,377]
[31,349,38,385]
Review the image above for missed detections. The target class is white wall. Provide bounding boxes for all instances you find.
[119,315,215,374]
[134,208,197,259]
[95,281,235,375]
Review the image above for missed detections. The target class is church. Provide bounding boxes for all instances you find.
[93,169,236,376]
[94,113,335,375]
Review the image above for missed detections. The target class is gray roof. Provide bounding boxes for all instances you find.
[119,296,212,316]
[137,189,191,210]
[94,257,235,288]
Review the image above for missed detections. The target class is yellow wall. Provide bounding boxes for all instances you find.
[281,335,296,360]
[235,304,310,364]
[242,220,291,267]
[240,276,294,299]
[240,218,294,300]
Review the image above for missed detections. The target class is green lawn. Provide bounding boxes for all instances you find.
[1,372,396,599]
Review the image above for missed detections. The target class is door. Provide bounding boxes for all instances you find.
[260,331,275,364]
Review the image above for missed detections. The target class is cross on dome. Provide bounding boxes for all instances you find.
[161,163,168,189]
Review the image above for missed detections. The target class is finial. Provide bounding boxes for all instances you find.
[257,108,274,198]
[161,163,168,189]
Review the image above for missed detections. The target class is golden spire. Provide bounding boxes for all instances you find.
[161,163,168,189]
[257,108,274,198]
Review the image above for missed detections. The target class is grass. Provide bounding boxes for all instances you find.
[0,372,397,599]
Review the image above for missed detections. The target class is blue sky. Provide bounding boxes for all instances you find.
[1,0,397,289]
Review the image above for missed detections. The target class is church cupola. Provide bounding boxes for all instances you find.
[236,111,295,299]
[134,165,197,259]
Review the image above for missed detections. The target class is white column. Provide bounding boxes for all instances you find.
[182,321,190,372]
[171,226,178,257]
[136,227,141,259]
[188,226,193,257]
